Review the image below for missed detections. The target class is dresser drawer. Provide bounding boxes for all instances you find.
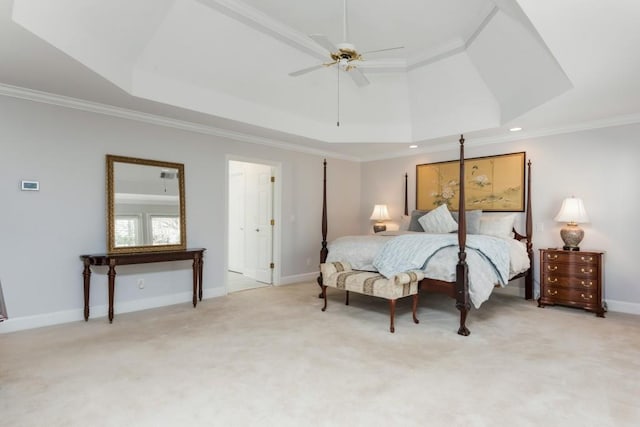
[542,286,597,304]
[542,262,599,279]
[542,273,598,289]
[542,251,599,266]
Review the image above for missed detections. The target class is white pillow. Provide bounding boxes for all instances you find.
[451,210,483,234]
[418,204,458,234]
[478,214,516,238]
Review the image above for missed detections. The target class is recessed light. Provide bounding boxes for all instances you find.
[409,145,418,149]
[509,127,523,132]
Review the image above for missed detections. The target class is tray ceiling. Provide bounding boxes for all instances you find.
[2,0,640,160]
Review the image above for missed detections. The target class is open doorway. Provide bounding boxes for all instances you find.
[228,159,277,293]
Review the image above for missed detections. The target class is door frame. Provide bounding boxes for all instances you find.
[225,155,282,290]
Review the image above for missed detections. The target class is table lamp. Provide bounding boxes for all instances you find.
[370,204,391,233]
[554,196,589,251]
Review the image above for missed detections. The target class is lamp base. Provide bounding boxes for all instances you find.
[560,223,584,252]
[373,223,386,233]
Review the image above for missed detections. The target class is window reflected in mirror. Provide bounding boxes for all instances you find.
[107,155,186,253]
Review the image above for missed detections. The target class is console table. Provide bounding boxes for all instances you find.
[80,248,205,323]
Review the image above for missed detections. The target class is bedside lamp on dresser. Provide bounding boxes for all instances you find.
[370,204,391,233]
[540,196,605,316]
[554,196,589,251]
[540,197,604,316]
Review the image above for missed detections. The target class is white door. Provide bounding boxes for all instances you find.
[228,164,245,273]
[244,163,273,284]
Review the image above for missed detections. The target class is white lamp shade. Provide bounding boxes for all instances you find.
[554,197,589,223]
[370,204,391,221]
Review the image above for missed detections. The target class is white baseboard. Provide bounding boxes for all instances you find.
[604,299,640,315]
[495,287,640,315]
[278,271,318,286]
[3,285,636,334]
[0,287,226,334]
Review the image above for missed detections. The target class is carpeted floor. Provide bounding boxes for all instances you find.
[1,282,639,427]
[227,271,270,293]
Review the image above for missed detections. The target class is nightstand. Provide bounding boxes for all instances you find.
[538,249,605,317]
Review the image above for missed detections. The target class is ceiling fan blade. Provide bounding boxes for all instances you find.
[289,64,325,77]
[349,67,370,87]
[309,34,338,53]
[361,46,404,55]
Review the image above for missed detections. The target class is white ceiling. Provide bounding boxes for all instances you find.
[238,0,494,61]
[1,0,640,161]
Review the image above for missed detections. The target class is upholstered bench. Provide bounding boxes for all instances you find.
[320,262,423,333]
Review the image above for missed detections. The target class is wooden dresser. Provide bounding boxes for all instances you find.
[538,249,605,317]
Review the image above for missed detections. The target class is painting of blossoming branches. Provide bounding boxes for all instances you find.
[416,152,525,212]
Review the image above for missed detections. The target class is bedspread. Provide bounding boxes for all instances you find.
[325,232,529,308]
[373,234,509,283]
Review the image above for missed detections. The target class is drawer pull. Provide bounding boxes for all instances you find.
[547,277,558,283]
[547,289,558,296]
[580,268,593,274]
[547,265,558,271]
[581,256,593,262]
[581,280,594,288]
[581,293,593,300]
[547,254,559,260]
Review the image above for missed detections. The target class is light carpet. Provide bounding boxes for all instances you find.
[1,282,639,427]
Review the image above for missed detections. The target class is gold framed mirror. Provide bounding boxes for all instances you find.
[106,155,186,253]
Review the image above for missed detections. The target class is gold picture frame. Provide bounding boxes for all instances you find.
[416,152,526,212]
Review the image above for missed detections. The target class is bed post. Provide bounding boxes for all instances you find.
[455,135,471,336]
[524,160,533,300]
[317,159,328,296]
[404,173,409,216]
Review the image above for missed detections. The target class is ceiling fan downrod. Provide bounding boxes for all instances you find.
[342,0,348,42]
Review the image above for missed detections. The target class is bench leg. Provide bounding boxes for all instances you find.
[389,299,396,333]
[412,293,419,324]
[345,290,350,305]
[321,285,327,312]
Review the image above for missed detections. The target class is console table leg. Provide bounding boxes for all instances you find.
[198,256,204,302]
[192,256,198,308]
[83,260,91,321]
[108,262,116,323]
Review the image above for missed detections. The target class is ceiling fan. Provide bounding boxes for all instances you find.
[288,0,403,87]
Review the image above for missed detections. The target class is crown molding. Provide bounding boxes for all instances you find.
[359,112,640,162]
[406,38,466,71]
[0,83,360,162]
[202,0,497,74]
[5,82,639,164]
[406,6,498,70]
[465,5,498,48]
[196,0,326,61]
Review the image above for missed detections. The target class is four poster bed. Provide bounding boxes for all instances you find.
[317,135,534,335]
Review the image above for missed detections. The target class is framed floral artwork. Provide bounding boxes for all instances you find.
[416,152,526,212]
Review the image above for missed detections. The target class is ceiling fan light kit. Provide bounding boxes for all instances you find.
[288,0,403,126]
[288,0,402,85]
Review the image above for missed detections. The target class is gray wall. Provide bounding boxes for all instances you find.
[360,125,640,311]
[2,91,638,331]
[0,95,361,330]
